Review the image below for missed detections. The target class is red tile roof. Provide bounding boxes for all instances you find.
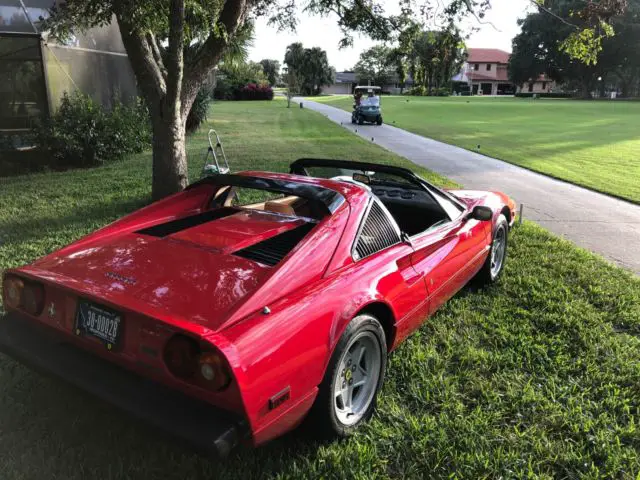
[467,48,511,64]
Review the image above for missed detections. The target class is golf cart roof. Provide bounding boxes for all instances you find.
[354,86,381,91]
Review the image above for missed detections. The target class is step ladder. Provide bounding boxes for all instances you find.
[202,129,230,177]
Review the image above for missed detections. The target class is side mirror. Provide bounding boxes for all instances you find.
[467,206,493,222]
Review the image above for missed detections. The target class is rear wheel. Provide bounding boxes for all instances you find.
[307,314,386,437]
[475,214,508,284]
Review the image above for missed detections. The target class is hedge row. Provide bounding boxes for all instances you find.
[515,92,573,98]
[214,82,274,101]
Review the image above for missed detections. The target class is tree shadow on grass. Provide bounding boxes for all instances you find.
[0,195,151,247]
[0,355,331,480]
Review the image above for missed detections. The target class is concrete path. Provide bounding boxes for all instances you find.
[296,98,640,274]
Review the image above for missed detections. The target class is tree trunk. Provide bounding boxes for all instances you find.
[619,77,630,98]
[580,78,593,99]
[116,0,248,200]
[151,111,188,200]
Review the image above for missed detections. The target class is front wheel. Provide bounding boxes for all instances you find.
[475,214,508,284]
[307,314,387,437]
[376,116,383,126]
[358,115,364,125]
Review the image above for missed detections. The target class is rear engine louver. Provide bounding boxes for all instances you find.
[137,208,237,237]
[234,223,315,266]
[354,201,400,260]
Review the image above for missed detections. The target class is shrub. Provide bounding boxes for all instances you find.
[515,92,573,98]
[236,83,274,101]
[186,86,211,134]
[34,92,151,169]
[404,86,450,96]
[214,81,274,101]
[213,77,234,100]
[405,86,427,96]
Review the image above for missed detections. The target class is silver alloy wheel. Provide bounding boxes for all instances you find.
[490,225,506,278]
[333,331,381,426]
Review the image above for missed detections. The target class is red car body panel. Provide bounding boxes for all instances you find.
[2,169,515,450]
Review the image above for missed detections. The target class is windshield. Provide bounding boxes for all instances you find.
[301,166,417,189]
[361,96,380,107]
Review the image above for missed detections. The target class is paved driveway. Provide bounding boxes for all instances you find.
[296,98,640,274]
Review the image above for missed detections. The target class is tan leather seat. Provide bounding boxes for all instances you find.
[264,201,296,216]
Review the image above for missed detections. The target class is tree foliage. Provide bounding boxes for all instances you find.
[41,0,631,199]
[404,27,466,94]
[259,59,281,85]
[509,0,640,97]
[354,45,395,87]
[284,43,335,95]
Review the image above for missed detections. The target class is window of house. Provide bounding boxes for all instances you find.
[474,64,479,71]
[0,35,48,130]
[528,83,534,92]
[542,81,547,90]
[486,64,492,71]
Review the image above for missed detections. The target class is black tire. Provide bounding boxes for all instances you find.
[307,313,387,438]
[376,116,383,126]
[358,115,364,125]
[475,214,509,284]
[351,114,356,124]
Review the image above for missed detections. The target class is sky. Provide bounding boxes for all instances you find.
[249,0,533,71]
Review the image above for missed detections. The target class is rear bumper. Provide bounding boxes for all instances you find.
[0,312,246,457]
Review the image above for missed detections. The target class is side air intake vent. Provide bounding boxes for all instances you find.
[354,201,400,260]
[137,208,237,237]
[234,223,315,266]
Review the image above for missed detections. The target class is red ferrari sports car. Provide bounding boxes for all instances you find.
[0,159,515,456]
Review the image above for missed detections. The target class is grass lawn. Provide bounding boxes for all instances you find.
[1,99,640,479]
[312,95,640,203]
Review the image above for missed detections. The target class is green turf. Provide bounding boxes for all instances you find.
[312,95,640,203]
[1,99,639,479]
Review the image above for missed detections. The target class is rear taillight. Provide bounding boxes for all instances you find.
[22,282,45,316]
[3,275,45,316]
[163,334,231,391]
[163,335,200,379]
[3,275,24,309]
[198,352,231,391]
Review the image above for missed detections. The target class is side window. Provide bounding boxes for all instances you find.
[353,201,401,261]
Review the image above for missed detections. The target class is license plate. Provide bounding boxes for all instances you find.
[75,301,122,349]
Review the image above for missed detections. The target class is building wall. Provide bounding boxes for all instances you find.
[469,62,499,79]
[323,83,353,95]
[519,81,557,94]
[471,82,516,96]
[43,19,136,111]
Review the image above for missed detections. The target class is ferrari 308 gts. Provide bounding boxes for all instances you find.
[0,159,516,456]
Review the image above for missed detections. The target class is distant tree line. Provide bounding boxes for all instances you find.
[509,0,640,98]
[353,25,465,96]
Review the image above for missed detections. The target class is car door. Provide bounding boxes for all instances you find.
[410,193,490,316]
[350,199,430,347]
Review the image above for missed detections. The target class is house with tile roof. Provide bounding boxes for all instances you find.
[454,48,555,96]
